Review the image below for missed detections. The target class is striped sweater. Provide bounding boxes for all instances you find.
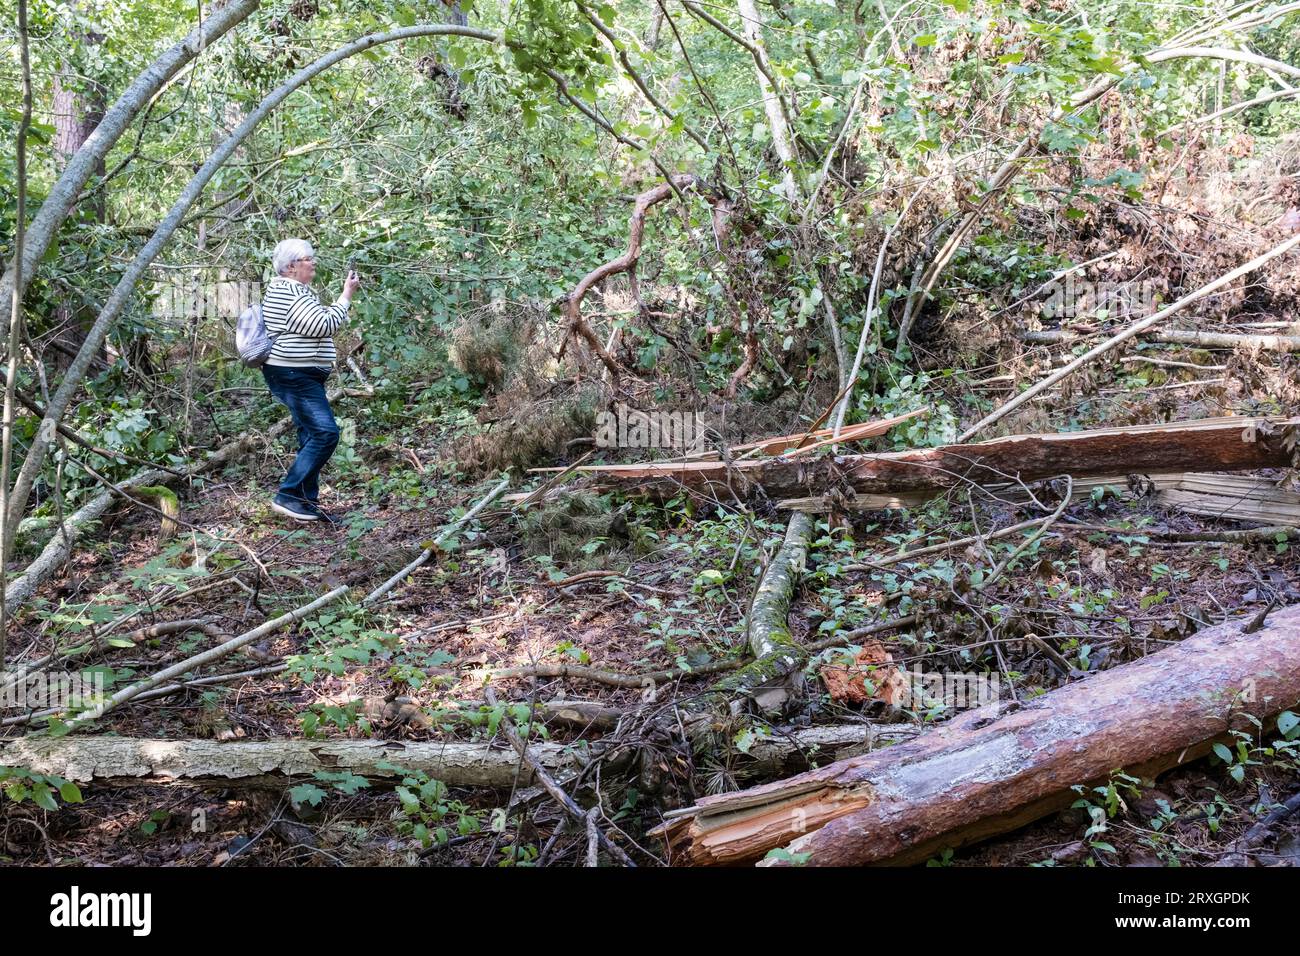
[261,275,349,368]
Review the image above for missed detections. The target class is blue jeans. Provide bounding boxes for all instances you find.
[261,364,339,505]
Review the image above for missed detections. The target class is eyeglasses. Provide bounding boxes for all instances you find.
[296,256,316,263]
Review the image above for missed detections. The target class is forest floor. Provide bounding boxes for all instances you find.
[2,367,1299,868]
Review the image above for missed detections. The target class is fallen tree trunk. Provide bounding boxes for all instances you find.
[1022,328,1300,352]
[582,416,1298,501]
[652,604,1300,866]
[0,735,582,789]
[0,722,916,790]
[699,512,813,715]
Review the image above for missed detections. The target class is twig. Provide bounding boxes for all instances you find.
[960,232,1300,440]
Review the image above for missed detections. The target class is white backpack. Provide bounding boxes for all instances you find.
[235,303,277,367]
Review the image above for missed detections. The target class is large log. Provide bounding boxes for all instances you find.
[0,736,583,789]
[652,604,1300,866]
[0,723,916,790]
[583,416,1298,501]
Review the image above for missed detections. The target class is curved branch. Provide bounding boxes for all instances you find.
[560,174,714,382]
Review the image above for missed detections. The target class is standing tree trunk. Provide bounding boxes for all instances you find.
[48,8,110,375]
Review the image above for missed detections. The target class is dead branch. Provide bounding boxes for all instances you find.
[360,475,510,606]
[62,586,349,732]
[484,685,636,866]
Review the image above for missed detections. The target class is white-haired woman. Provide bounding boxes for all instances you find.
[260,237,360,523]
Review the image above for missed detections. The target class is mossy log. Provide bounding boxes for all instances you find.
[694,512,813,715]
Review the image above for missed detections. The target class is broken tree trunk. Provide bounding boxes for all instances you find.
[652,604,1300,867]
[581,416,1298,502]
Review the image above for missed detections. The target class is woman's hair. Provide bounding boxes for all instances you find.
[272,237,314,276]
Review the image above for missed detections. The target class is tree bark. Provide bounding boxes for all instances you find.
[48,10,108,372]
[0,721,918,791]
[653,603,1300,866]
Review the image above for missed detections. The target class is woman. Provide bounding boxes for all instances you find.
[260,237,360,523]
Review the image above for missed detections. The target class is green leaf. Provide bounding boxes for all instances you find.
[58,781,84,804]
[289,783,326,807]
[1212,742,1234,764]
[31,781,58,811]
[396,786,421,814]
[1276,710,1299,740]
